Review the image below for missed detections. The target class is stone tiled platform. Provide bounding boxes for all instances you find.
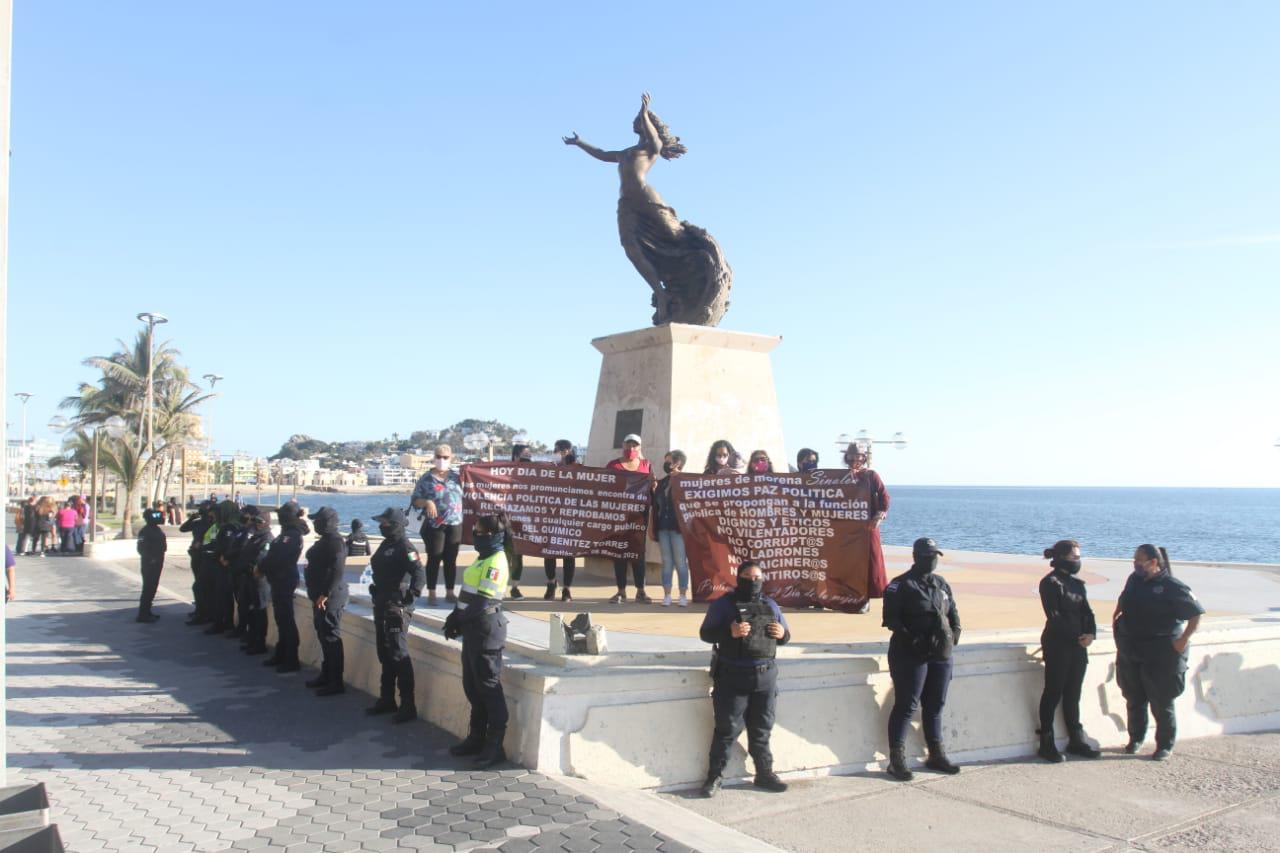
[3,554,696,852]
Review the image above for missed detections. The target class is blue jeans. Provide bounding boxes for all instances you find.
[658,529,689,592]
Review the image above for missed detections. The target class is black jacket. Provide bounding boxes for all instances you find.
[260,524,304,590]
[304,508,349,602]
[1039,569,1096,645]
[234,529,274,576]
[179,512,213,555]
[883,567,962,661]
[136,524,167,562]
[369,534,425,609]
[1116,569,1204,641]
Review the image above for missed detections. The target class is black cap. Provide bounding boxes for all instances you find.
[912,537,944,559]
[373,507,407,526]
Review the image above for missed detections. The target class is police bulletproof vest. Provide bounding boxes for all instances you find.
[724,598,777,661]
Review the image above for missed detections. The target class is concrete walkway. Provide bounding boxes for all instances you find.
[660,733,1280,851]
[3,554,716,852]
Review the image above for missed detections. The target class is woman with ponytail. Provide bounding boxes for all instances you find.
[1036,540,1100,762]
[1112,544,1205,761]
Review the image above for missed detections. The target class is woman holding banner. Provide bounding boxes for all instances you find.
[652,450,690,607]
[544,443,579,602]
[412,444,464,606]
[846,441,890,605]
[607,434,652,604]
[703,440,743,475]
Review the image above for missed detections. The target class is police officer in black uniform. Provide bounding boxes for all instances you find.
[180,500,215,625]
[697,560,791,798]
[304,507,349,696]
[882,537,962,781]
[135,507,167,623]
[1113,544,1204,760]
[366,508,425,723]
[238,510,275,656]
[1037,539,1101,762]
[204,500,243,635]
[260,502,307,673]
[345,519,372,558]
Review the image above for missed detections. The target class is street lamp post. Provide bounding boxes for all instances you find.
[13,392,32,496]
[836,429,909,454]
[135,313,169,456]
[202,373,222,497]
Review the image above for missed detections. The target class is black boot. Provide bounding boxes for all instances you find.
[509,585,523,600]
[366,671,398,715]
[543,583,556,600]
[473,728,506,769]
[925,740,960,775]
[1065,729,1101,759]
[449,731,485,757]
[391,659,416,723]
[317,648,345,696]
[305,662,329,689]
[1038,731,1065,763]
[262,653,281,667]
[752,760,788,793]
[887,744,913,781]
[699,765,725,798]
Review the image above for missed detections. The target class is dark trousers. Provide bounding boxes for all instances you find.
[59,527,75,553]
[462,637,508,736]
[544,557,576,587]
[374,603,415,706]
[510,553,523,584]
[708,661,778,774]
[214,566,235,628]
[271,587,299,665]
[1117,646,1186,750]
[189,553,204,615]
[16,532,33,554]
[312,598,345,684]
[247,577,271,651]
[423,523,461,591]
[1040,640,1088,735]
[613,558,645,591]
[233,573,252,631]
[138,557,163,616]
[887,646,953,745]
[196,559,218,619]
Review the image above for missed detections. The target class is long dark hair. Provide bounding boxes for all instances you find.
[1043,539,1079,561]
[644,109,687,160]
[1136,543,1171,574]
[704,439,737,474]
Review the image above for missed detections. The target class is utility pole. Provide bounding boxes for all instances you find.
[13,392,31,495]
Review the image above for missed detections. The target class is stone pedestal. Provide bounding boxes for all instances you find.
[584,324,788,475]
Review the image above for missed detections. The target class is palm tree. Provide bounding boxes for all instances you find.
[47,429,95,493]
[61,331,211,537]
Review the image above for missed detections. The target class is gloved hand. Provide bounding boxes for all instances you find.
[367,583,378,598]
[400,589,418,607]
[443,610,461,641]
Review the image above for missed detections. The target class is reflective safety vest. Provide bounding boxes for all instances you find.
[460,551,509,602]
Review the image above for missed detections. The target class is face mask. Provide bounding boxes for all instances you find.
[434,458,450,471]
[736,576,763,600]
[751,460,769,473]
[715,455,729,466]
[473,531,501,556]
[662,462,674,474]
[622,447,638,461]
[799,461,818,472]
[915,555,939,574]
[1054,558,1082,575]
[379,523,394,537]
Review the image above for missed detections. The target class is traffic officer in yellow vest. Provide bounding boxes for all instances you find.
[443,512,511,769]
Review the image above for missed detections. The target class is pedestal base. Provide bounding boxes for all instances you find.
[584,324,787,471]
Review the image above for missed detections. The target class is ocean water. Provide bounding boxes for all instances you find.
[263,486,1280,565]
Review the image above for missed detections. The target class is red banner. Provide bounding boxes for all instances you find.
[672,470,874,612]
[460,462,652,560]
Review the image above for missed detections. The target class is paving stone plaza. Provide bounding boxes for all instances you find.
[4,556,693,852]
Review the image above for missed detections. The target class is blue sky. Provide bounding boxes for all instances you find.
[6,2,1279,487]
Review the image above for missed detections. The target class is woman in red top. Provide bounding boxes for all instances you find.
[846,442,890,610]
[606,434,652,603]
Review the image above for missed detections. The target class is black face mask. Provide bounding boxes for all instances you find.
[473,531,502,557]
[1053,558,1082,575]
[915,555,939,574]
[379,523,394,538]
[799,461,817,471]
[735,576,763,600]
[662,462,674,474]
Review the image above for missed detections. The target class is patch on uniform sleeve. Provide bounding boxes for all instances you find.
[886,582,899,592]
[409,551,420,561]
[487,567,502,581]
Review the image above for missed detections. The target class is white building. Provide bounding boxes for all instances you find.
[365,464,418,487]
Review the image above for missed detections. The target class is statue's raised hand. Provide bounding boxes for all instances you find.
[562,132,581,145]
[641,92,651,110]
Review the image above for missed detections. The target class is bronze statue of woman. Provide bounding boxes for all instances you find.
[564,93,732,327]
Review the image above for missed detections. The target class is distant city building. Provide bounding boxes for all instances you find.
[365,463,417,487]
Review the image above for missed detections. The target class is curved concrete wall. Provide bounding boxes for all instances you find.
[273,593,1280,790]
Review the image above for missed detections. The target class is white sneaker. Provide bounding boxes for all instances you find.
[678,593,689,607]
[662,594,672,607]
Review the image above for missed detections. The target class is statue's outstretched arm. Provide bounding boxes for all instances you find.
[635,92,661,156]
[563,132,622,163]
